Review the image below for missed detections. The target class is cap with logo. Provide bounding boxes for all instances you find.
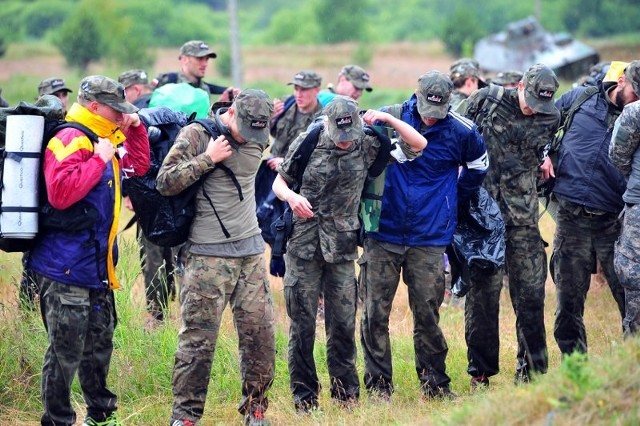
[79,75,138,114]
[324,95,363,142]
[288,70,322,89]
[449,58,486,88]
[118,69,149,88]
[624,60,640,97]
[179,40,217,59]
[38,78,72,97]
[522,63,559,114]
[490,70,524,87]
[234,89,273,144]
[416,71,453,119]
[340,65,373,92]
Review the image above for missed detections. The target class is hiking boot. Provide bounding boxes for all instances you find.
[514,369,532,385]
[421,386,457,401]
[294,400,320,415]
[470,375,490,390]
[170,420,196,426]
[83,413,122,426]
[244,408,270,426]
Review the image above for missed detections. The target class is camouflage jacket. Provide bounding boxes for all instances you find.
[610,100,640,204]
[449,90,468,112]
[462,87,560,226]
[269,99,322,157]
[278,128,380,263]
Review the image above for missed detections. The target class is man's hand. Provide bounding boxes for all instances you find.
[540,156,555,181]
[287,192,314,219]
[206,134,233,164]
[95,137,116,163]
[272,98,284,118]
[266,156,284,171]
[219,87,241,103]
[120,113,141,132]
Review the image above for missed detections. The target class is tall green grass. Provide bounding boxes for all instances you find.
[1,225,636,425]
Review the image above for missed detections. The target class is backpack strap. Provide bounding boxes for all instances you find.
[270,95,297,131]
[362,124,392,179]
[551,85,599,152]
[289,122,324,192]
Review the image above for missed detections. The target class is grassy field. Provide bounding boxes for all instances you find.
[0,210,637,425]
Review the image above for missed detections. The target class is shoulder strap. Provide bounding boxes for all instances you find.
[485,84,505,119]
[48,122,99,144]
[270,95,297,130]
[363,125,392,179]
[551,85,599,152]
[290,123,324,192]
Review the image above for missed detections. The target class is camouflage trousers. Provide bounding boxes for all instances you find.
[138,225,176,320]
[359,239,450,396]
[284,251,359,409]
[551,200,625,355]
[36,274,117,426]
[466,224,548,379]
[614,204,640,337]
[171,252,275,422]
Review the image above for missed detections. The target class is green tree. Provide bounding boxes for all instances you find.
[54,1,106,72]
[314,0,370,43]
[440,8,484,57]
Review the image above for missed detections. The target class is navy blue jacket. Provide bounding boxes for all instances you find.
[553,84,627,213]
[370,95,488,247]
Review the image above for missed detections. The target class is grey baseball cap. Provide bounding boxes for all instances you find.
[624,60,640,97]
[38,78,72,96]
[288,70,322,89]
[522,63,559,114]
[491,70,524,87]
[341,65,373,92]
[324,95,363,142]
[449,58,486,87]
[179,40,217,59]
[416,71,453,119]
[234,89,273,144]
[118,69,149,88]
[79,75,138,113]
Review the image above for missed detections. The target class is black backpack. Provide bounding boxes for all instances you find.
[1,98,100,252]
[123,107,242,247]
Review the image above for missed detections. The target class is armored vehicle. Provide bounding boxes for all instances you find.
[474,16,600,80]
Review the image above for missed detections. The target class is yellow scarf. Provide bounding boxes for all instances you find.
[66,103,124,290]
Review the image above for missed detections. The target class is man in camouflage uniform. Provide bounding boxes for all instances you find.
[318,64,373,106]
[610,93,640,337]
[360,71,488,401]
[461,63,560,386]
[157,89,275,426]
[37,77,73,111]
[449,58,486,111]
[272,96,426,412]
[547,60,640,355]
[119,69,176,327]
[267,70,323,171]
[153,40,237,101]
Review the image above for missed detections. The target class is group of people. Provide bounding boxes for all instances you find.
[3,37,640,426]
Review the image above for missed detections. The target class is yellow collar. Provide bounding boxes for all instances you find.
[65,103,127,145]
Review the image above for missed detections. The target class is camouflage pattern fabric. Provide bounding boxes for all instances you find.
[79,75,138,114]
[171,252,275,421]
[279,129,380,263]
[610,100,640,203]
[138,227,175,321]
[462,87,560,226]
[37,274,117,426]
[551,198,625,354]
[465,224,548,379]
[284,251,359,408]
[449,90,468,111]
[359,238,450,397]
[154,71,214,94]
[269,99,322,157]
[615,205,640,336]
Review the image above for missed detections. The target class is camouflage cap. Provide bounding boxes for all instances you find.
[234,89,273,144]
[324,95,363,142]
[340,65,373,92]
[490,70,524,87]
[449,58,486,87]
[416,71,453,119]
[522,63,559,114]
[79,75,138,114]
[179,40,217,59]
[38,77,72,97]
[624,60,640,97]
[288,70,322,89]
[118,69,149,88]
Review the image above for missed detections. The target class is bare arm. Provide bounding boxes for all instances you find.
[272,174,314,219]
[361,109,427,152]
